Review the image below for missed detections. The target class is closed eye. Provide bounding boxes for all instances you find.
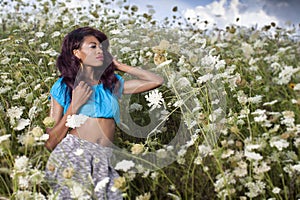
[89,44,103,49]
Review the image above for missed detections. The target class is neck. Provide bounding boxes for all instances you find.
[77,66,103,85]
[82,66,95,80]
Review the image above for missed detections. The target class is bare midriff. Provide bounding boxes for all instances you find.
[69,117,115,147]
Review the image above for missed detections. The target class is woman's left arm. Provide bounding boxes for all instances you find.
[113,59,164,94]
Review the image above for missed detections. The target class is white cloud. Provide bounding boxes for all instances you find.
[183,0,279,29]
[208,0,226,16]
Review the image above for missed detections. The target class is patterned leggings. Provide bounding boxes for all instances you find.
[45,134,122,200]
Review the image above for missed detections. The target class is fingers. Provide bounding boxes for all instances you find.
[74,81,92,99]
[77,81,90,90]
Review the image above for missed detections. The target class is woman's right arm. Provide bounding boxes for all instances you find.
[44,81,92,151]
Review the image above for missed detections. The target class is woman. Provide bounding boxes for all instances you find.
[45,27,163,199]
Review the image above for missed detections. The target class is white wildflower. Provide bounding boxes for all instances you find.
[14,190,32,199]
[150,171,158,179]
[272,187,281,194]
[255,75,262,81]
[110,29,121,34]
[20,57,30,62]
[215,59,226,70]
[209,107,223,122]
[115,160,135,172]
[270,137,289,151]
[18,175,29,189]
[14,155,29,171]
[35,32,45,38]
[263,100,278,106]
[1,57,11,65]
[40,42,49,49]
[194,156,202,165]
[252,109,267,123]
[136,192,151,200]
[177,157,185,165]
[177,55,185,66]
[245,144,261,151]
[29,169,44,185]
[281,111,295,127]
[198,144,212,157]
[214,170,236,193]
[175,77,191,88]
[31,126,43,137]
[43,116,55,127]
[270,62,280,72]
[118,38,130,44]
[145,89,164,110]
[166,145,174,151]
[74,148,84,156]
[293,83,300,90]
[201,54,218,68]
[167,193,181,200]
[7,106,25,126]
[129,103,143,112]
[236,90,248,104]
[241,42,254,58]
[38,134,49,141]
[275,66,300,85]
[14,118,30,131]
[12,93,21,100]
[221,149,234,159]
[291,163,300,172]
[120,47,131,54]
[156,59,172,68]
[294,138,300,148]
[28,106,39,120]
[233,161,248,177]
[131,144,144,155]
[65,114,89,128]
[178,148,187,157]
[131,58,138,66]
[51,31,60,38]
[69,182,88,199]
[95,177,110,192]
[18,132,35,146]
[245,150,263,161]
[197,73,213,84]
[0,86,12,94]
[0,134,11,143]
[248,95,263,104]
[32,192,46,200]
[4,79,13,84]
[253,161,271,174]
[245,180,266,198]
[173,99,183,107]
[34,84,41,90]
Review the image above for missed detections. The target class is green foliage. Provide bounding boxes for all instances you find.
[0,0,300,199]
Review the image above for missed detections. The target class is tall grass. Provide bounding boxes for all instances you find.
[0,0,300,199]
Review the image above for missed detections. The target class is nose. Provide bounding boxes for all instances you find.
[96,46,103,54]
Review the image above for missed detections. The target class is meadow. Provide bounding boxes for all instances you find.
[0,0,300,199]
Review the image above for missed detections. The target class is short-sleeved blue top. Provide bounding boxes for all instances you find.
[49,74,124,124]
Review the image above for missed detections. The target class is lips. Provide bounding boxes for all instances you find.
[96,55,104,61]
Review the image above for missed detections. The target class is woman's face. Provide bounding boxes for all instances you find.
[73,35,104,68]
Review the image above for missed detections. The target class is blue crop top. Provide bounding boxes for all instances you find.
[49,74,124,124]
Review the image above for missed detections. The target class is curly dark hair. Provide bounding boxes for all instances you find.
[56,27,118,93]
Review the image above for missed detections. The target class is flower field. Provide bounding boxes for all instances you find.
[0,0,300,199]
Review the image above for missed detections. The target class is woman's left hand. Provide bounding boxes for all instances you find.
[112,58,164,94]
[113,59,124,71]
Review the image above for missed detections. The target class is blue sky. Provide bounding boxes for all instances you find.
[127,0,299,29]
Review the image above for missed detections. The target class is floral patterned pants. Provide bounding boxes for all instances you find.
[45,134,122,200]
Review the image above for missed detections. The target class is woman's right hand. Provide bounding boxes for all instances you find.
[71,81,93,113]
